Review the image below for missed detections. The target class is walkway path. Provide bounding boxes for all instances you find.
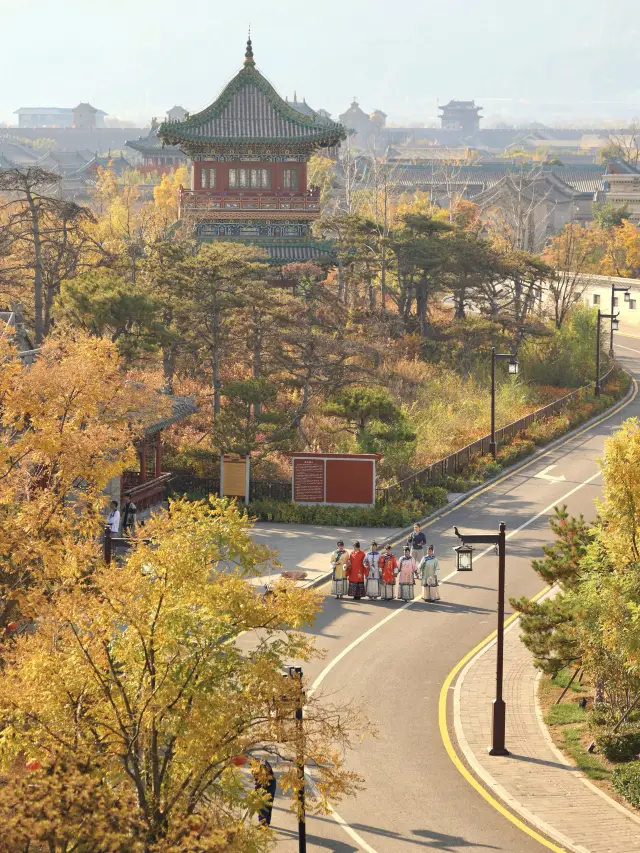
[455,618,640,853]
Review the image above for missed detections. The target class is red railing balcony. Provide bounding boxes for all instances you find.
[179,188,321,214]
[121,471,173,513]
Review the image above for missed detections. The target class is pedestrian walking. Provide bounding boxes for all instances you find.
[379,543,398,600]
[407,523,427,562]
[397,546,418,601]
[121,492,137,535]
[106,500,120,534]
[330,540,349,598]
[252,758,277,827]
[419,544,441,602]
[364,541,382,599]
[347,541,367,600]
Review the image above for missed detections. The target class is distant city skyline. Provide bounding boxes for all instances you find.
[1,0,638,129]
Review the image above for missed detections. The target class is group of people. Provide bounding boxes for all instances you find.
[106,493,137,536]
[330,525,441,603]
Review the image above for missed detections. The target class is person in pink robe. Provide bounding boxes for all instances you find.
[397,545,418,601]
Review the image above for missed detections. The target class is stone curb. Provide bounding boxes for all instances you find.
[533,669,640,829]
[302,373,635,592]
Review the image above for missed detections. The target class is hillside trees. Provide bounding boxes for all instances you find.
[0,168,100,343]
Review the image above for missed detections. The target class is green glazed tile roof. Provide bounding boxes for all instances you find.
[158,42,346,149]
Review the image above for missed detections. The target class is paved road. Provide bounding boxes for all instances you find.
[255,336,640,853]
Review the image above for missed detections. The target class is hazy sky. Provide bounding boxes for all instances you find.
[1,0,639,127]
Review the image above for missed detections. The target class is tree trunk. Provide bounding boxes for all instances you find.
[26,191,44,345]
[211,301,221,421]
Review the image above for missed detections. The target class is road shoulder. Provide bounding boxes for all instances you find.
[452,616,640,853]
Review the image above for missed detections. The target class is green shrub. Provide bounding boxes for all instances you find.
[612,761,640,807]
[593,728,640,763]
[247,490,447,528]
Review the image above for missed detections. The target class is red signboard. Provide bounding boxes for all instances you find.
[293,458,325,502]
[289,453,379,506]
[325,459,374,505]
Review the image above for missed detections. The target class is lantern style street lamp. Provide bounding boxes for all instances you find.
[595,310,618,397]
[284,666,306,853]
[454,543,474,571]
[454,523,509,756]
[489,348,519,459]
[609,284,629,354]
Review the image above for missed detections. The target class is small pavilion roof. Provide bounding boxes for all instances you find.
[159,37,346,150]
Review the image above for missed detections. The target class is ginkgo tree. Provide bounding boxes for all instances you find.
[0,498,364,852]
[0,328,163,636]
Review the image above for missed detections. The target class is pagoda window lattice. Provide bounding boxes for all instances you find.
[283,167,299,190]
[200,168,217,189]
[229,167,271,189]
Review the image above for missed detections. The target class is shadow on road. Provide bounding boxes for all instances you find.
[506,752,580,772]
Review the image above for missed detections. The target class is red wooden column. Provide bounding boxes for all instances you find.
[139,442,147,484]
[155,432,162,478]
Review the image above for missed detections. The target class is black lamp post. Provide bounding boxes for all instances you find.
[285,666,306,853]
[489,348,519,460]
[595,309,618,397]
[609,284,629,355]
[454,523,509,756]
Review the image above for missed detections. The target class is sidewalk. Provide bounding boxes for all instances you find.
[454,620,640,853]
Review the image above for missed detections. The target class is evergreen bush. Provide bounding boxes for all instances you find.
[612,761,640,808]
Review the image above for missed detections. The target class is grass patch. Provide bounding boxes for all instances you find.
[545,703,587,726]
[562,726,611,781]
[551,667,587,692]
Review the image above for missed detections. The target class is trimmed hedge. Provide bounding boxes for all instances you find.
[248,488,448,528]
[612,761,640,808]
[594,729,640,763]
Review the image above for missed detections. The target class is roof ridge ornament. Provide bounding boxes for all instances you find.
[244,27,255,68]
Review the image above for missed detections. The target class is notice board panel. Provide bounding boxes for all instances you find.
[222,458,248,498]
[325,459,374,505]
[293,458,325,502]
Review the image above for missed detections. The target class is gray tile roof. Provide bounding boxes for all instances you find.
[145,395,197,437]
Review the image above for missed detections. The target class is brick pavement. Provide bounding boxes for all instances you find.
[455,621,640,853]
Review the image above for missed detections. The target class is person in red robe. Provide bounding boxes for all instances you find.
[347,541,367,600]
[379,543,398,600]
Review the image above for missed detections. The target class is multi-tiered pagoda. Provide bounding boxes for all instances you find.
[158,38,346,262]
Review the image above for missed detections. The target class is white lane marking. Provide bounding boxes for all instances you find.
[617,342,640,356]
[310,469,602,852]
[534,464,566,483]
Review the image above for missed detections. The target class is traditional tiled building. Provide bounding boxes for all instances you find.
[439,100,483,133]
[158,37,346,261]
[126,118,189,174]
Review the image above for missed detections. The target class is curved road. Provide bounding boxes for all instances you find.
[266,336,640,853]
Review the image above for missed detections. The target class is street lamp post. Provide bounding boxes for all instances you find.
[595,309,619,397]
[454,523,509,756]
[285,666,306,853]
[609,284,630,356]
[489,348,519,460]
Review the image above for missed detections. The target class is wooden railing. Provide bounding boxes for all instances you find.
[121,472,174,512]
[179,189,321,214]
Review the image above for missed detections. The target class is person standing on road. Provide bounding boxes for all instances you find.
[364,540,382,599]
[397,545,418,601]
[419,544,441,602]
[330,540,349,598]
[252,758,277,827]
[347,541,367,600]
[407,523,427,563]
[379,543,398,600]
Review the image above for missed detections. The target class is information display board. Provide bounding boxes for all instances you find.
[220,455,250,502]
[289,453,379,506]
[292,458,325,502]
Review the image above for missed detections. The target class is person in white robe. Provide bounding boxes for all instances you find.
[419,545,441,602]
[364,541,382,598]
